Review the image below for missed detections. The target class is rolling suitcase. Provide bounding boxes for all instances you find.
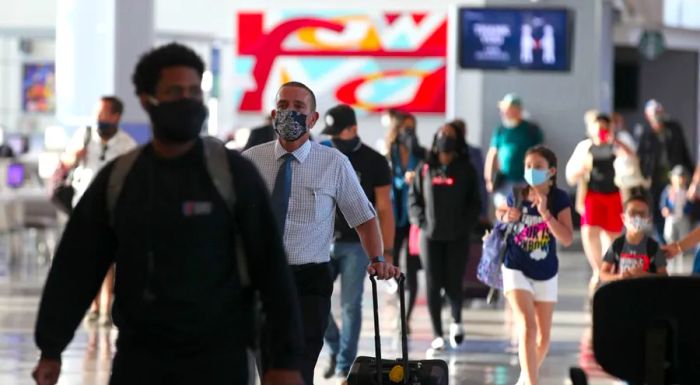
[347,274,449,385]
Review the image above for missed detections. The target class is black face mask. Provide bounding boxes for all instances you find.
[436,136,457,153]
[398,130,416,147]
[331,137,361,154]
[147,98,208,143]
[97,121,118,138]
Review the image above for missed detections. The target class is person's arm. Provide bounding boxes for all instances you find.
[59,127,91,168]
[470,147,489,218]
[228,153,304,378]
[484,146,498,193]
[663,225,700,257]
[674,123,695,172]
[689,163,700,199]
[660,187,671,218]
[335,157,398,279]
[495,197,521,223]
[355,218,398,279]
[613,133,635,157]
[534,189,574,247]
[599,261,620,282]
[463,161,482,226]
[565,140,591,186]
[33,163,118,381]
[408,164,426,226]
[374,156,395,260]
[374,184,395,262]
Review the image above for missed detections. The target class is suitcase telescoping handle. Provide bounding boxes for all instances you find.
[369,273,409,385]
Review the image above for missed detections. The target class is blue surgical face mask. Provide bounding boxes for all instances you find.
[524,167,550,187]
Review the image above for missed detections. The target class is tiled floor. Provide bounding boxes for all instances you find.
[0,244,634,385]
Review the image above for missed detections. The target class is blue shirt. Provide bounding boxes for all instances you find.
[504,187,571,280]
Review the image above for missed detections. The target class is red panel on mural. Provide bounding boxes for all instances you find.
[235,11,447,113]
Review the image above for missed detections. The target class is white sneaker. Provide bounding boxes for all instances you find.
[430,336,445,351]
[335,373,348,385]
[449,323,464,348]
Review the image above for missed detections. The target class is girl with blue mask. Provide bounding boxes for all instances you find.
[495,145,574,385]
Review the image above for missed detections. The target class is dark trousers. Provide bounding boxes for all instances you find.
[394,225,421,320]
[650,183,666,244]
[260,262,332,385]
[109,342,247,385]
[419,234,469,338]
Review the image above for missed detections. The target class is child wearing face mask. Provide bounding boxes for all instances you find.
[660,165,693,275]
[600,196,668,282]
[496,145,574,385]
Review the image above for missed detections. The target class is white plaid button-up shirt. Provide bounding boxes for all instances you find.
[243,139,376,265]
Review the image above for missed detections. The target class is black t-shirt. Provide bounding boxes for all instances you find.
[330,140,391,242]
[35,139,303,366]
[588,144,618,193]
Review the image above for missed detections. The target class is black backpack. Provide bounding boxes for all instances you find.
[610,236,659,273]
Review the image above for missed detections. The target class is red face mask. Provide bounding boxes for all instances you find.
[598,128,611,143]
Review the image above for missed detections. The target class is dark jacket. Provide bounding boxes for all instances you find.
[637,120,693,187]
[409,156,481,241]
[243,124,276,151]
[467,144,488,218]
[35,140,302,370]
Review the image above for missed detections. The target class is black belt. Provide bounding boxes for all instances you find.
[290,262,329,273]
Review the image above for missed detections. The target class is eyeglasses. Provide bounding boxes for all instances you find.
[99,144,108,161]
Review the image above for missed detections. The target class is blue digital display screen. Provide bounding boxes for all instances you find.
[459,8,572,71]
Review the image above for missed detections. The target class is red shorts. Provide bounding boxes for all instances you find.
[581,190,624,233]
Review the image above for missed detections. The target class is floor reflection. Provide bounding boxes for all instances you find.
[0,246,631,385]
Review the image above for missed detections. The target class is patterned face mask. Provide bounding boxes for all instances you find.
[625,215,650,233]
[273,110,308,141]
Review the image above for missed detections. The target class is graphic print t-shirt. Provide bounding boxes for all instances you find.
[503,187,571,280]
[602,236,667,274]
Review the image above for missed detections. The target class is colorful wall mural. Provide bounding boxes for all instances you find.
[236,11,447,113]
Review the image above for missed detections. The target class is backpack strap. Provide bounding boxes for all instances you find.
[202,137,235,213]
[611,236,626,258]
[646,238,659,273]
[201,136,250,287]
[107,146,143,226]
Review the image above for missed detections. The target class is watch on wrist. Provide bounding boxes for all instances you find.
[370,256,385,264]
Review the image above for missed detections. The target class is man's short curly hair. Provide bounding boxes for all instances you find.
[131,42,205,95]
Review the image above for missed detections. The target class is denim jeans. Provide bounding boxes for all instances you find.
[324,242,369,375]
[693,247,700,275]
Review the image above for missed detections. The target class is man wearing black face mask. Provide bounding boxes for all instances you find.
[61,96,137,210]
[244,83,400,385]
[58,96,137,328]
[318,105,395,382]
[33,43,304,385]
